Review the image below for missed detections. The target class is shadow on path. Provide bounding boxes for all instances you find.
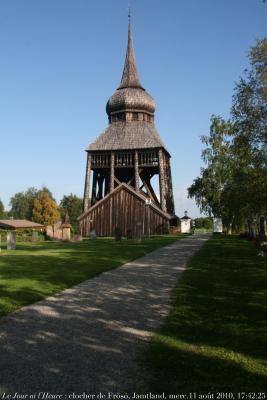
[0,235,209,394]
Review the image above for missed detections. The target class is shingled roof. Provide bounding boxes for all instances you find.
[0,220,44,230]
[88,121,167,151]
[118,19,144,90]
[88,19,168,153]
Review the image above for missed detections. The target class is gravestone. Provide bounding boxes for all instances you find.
[126,228,132,240]
[247,216,255,239]
[90,229,97,240]
[7,231,16,250]
[32,231,38,243]
[114,226,122,241]
[259,216,266,242]
[136,222,142,242]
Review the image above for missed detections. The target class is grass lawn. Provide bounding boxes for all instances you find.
[146,235,267,392]
[0,235,182,319]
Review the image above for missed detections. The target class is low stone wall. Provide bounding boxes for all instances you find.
[46,221,63,240]
[46,221,71,241]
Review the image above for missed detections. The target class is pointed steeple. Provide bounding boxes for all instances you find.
[118,17,144,90]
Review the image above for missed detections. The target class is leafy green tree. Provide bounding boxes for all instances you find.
[194,217,213,230]
[188,38,267,233]
[231,41,267,162]
[59,194,83,233]
[9,187,37,220]
[32,189,60,226]
[0,199,6,219]
[230,38,267,230]
[188,115,235,229]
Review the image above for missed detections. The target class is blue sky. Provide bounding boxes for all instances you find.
[0,0,266,217]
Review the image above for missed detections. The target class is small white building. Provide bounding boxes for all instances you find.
[180,211,191,234]
[213,218,223,233]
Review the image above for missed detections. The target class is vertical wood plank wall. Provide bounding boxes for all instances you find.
[79,186,170,237]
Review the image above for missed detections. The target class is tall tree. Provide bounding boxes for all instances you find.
[32,189,60,226]
[188,116,234,220]
[59,194,83,233]
[9,187,37,220]
[188,38,267,233]
[232,39,267,151]
[231,38,267,220]
[0,199,6,219]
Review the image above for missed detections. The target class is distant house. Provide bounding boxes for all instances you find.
[180,211,191,234]
[0,220,44,231]
[213,218,223,233]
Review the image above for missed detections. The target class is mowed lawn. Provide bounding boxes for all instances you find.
[146,235,267,392]
[0,235,182,318]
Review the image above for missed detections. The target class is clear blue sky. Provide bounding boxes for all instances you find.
[0,0,266,217]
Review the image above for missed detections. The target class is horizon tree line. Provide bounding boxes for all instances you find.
[0,188,83,233]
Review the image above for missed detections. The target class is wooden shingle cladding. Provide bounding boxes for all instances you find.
[88,121,167,152]
[78,183,170,237]
[117,20,144,90]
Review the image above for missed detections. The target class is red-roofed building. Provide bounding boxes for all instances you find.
[0,220,44,231]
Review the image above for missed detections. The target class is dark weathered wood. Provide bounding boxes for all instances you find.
[83,153,91,212]
[79,183,170,237]
[114,176,121,186]
[165,157,175,215]
[91,172,97,206]
[97,173,104,200]
[110,152,115,192]
[134,150,139,191]
[104,174,109,196]
[159,149,167,213]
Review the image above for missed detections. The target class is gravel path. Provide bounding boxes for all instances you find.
[0,234,209,396]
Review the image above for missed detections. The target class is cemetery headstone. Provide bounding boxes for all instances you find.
[136,222,142,242]
[90,229,97,240]
[7,231,16,250]
[259,216,266,242]
[126,228,132,240]
[32,231,38,243]
[247,216,254,239]
[114,226,122,241]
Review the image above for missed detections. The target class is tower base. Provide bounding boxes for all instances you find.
[78,183,171,237]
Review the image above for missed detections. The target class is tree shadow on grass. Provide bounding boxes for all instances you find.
[146,235,267,392]
[0,237,204,394]
[147,334,267,393]
[0,236,181,318]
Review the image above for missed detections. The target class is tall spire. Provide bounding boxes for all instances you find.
[118,14,144,90]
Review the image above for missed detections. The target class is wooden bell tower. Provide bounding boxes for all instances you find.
[79,18,175,236]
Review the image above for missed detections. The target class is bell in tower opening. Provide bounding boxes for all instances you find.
[78,17,176,237]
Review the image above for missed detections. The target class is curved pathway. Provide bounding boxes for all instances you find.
[0,234,209,395]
